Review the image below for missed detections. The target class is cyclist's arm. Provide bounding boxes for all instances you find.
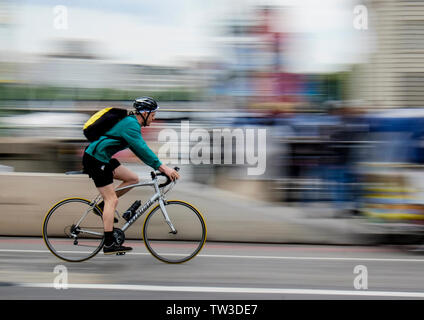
[122,125,162,170]
[158,164,180,181]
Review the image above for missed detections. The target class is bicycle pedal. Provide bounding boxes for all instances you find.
[116,252,126,256]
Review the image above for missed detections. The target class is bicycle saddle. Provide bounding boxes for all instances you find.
[65,170,87,175]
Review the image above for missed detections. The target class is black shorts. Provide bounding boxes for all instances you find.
[82,152,121,188]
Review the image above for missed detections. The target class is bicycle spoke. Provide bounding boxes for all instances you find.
[143,201,206,263]
[43,198,104,262]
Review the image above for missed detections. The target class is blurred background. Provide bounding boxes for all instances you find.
[3,0,424,245]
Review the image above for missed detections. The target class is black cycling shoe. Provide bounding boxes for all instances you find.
[103,242,133,255]
[95,202,119,223]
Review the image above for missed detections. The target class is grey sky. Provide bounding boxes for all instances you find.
[6,0,371,72]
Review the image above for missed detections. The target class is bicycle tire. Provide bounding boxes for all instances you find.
[43,198,105,262]
[142,200,207,264]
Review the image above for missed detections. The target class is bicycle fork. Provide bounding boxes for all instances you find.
[158,199,177,235]
[153,181,177,235]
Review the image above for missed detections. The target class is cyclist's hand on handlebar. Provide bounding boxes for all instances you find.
[158,164,180,181]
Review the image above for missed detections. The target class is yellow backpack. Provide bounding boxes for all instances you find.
[83,107,128,142]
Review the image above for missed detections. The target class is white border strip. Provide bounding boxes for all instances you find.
[18,282,424,298]
[198,254,424,262]
[2,249,424,262]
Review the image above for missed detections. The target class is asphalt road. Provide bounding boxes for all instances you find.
[1,237,424,301]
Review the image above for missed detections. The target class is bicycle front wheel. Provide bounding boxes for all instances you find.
[143,200,207,263]
[42,198,104,262]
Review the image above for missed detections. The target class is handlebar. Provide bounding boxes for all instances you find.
[151,167,180,188]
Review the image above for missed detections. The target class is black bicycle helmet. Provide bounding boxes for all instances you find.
[133,96,159,113]
[133,96,159,126]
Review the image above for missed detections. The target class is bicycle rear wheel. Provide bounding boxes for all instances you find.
[43,198,104,262]
[142,200,207,264]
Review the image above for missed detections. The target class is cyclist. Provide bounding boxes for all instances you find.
[82,97,180,255]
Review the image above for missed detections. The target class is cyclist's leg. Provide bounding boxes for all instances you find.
[112,164,139,198]
[98,182,132,253]
[97,183,118,232]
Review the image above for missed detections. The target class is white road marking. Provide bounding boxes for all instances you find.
[17,282,424,298]
[1,249,424,262]
[197,254,424,263]
[0,249,49,254]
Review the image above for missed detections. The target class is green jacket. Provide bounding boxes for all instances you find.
[85,114,162,170]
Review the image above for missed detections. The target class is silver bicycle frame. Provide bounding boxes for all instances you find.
[73,175,176,237]
[108,176,176,233]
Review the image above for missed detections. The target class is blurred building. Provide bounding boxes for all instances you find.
[215,6,307,112]
[215,5,350,113]
[14,39,211,92]
[353,0,424,108]
[0,0,18,84]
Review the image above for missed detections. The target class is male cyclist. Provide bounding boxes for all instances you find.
[82,97,180,255]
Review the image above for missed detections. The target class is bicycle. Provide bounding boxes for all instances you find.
[42,167,207,263]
